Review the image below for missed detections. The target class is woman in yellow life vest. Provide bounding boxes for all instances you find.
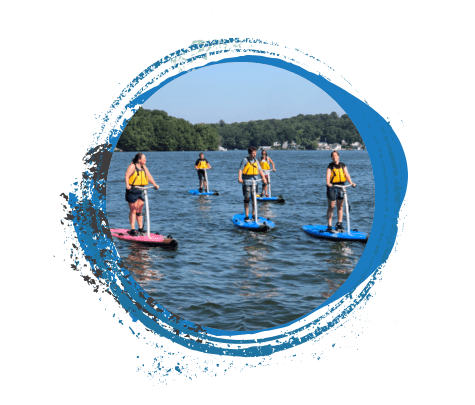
[194,152,212,192]
[125,153,159,236]
[326,150,355,233]
[260,150,275,197]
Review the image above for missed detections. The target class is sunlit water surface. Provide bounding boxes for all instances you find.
[106,150,374,331]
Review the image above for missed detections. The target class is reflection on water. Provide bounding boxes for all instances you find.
[107,150,374,331]
[256,202,275,220]
[123,246,157,282]
[197,195,212,212]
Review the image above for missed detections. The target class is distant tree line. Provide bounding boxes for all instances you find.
[117,108,221,151]
[117,108,363,151]
[210,111,364,150]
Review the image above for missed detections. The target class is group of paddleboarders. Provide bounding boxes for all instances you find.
[123,149,356,236]
[238,147,276,221]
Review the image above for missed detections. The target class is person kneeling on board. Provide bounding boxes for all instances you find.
[326,150,355,233]
[238,146,268,222]
[125,153,159,236]
[195,152,212,193]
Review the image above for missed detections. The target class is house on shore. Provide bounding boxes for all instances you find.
[218,146,227,151]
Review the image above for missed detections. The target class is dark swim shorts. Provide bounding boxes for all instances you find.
[327,185,344,201]
[125,187,144,203]
[197,169,206,180]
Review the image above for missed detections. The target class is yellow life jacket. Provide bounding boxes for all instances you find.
[243,157,259,176]
[196,159,208,169]
[129,165,149,186]
[260,159,270,171]
[330,164,347,183]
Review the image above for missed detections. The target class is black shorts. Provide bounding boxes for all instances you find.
[197,170,206,180]
[125,187,144,203]
[327,185,344,201]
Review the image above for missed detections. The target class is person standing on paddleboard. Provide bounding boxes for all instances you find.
[260,150,275,197]
[195,152,212,193]
[326,151,355,233]
[125,153,159,236]
[238,146,268,221]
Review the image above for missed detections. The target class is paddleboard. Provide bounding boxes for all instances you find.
[256,195,285,203]
[232,214,275,232]
[188,189,219,195]
[302,225,368,242]
[111,228,178,247]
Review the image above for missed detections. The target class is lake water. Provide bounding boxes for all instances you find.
[106,150,374,331]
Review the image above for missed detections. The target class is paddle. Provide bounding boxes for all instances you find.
[251,178,263,222]
[135,185,157,239]
[204,168,209,193]
[334,184,356,235]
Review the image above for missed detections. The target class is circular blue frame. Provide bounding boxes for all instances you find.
[64,39,407,357]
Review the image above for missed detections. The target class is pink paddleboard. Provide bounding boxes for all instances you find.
[110,228,178,247]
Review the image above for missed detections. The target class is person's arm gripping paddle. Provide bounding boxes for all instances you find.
[343,166,356,187]
[238,157,245,183]
[269,157,276,172]
[143,165,159,190]
[125,164,136,190]
[326,167,333,188]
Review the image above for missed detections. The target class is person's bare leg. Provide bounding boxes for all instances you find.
[128,202,137,229]
[129,211,136,229]
[129,200,144,230]
[327,199,336,226]
[137,200,144,229]
[337,199,344,224]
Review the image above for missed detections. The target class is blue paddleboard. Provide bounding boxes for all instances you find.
[256,195,285,203]
[302,225,368,242]
[188,189,219,195]
[232,213,275,232]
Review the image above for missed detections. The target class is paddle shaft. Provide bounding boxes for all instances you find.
[334,185,352,235]
[204,168,209,193]
[264,170,272,197]
[136,186,154,239]
[143,189,151,238]
[344,190,350,235]
[253,180,258,222]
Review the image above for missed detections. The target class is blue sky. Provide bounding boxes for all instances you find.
[142,62,345,124]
